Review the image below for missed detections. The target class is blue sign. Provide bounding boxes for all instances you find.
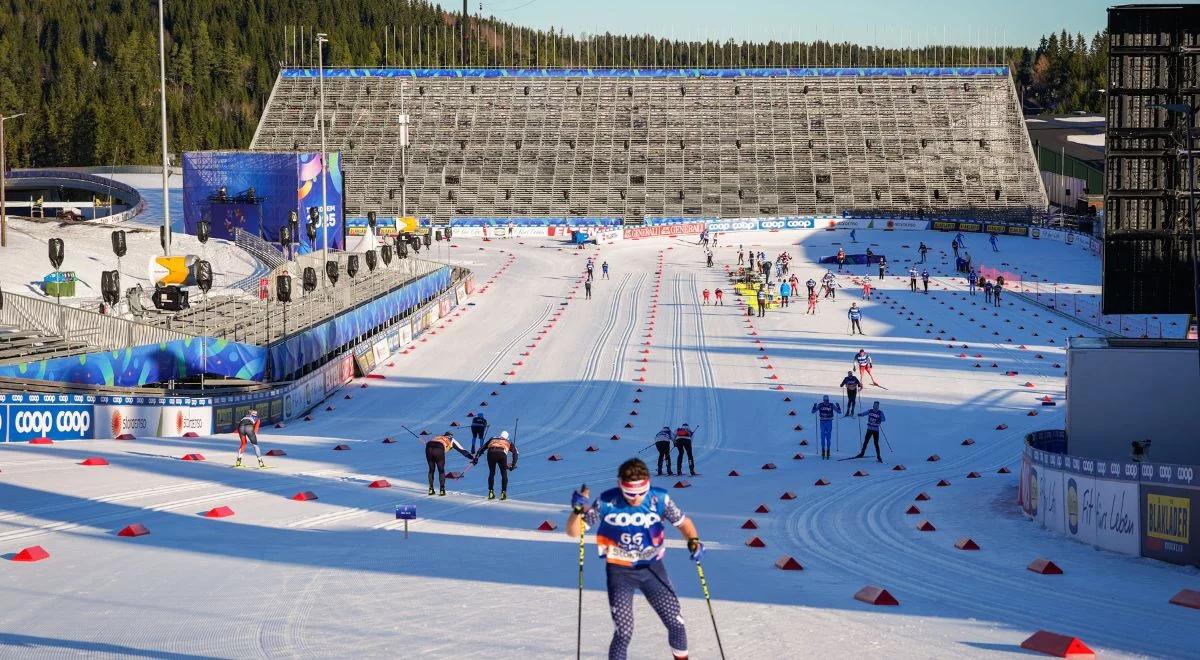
[5,403,95,442]
[395,505,417,520]
[283,67,1010,80]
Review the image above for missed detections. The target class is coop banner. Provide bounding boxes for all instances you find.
[2,397,95,442]
[183,151,345,252]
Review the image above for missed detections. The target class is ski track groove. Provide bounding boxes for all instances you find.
[299,270,645,531]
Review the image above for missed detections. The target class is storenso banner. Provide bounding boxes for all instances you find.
[94,396,215,439]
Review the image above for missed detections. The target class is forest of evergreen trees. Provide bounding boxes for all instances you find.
[0,1,1108,168]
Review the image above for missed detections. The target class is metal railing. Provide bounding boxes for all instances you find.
[0,288,193,362]
[234,228,289,270]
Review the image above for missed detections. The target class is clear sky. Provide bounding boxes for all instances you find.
[434,0,1122,47]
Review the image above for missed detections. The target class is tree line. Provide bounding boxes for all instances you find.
[0,1,1107,168]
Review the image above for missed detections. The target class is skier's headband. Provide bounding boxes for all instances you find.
[619,479,651,498]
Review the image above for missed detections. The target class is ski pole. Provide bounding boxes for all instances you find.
[576,483,587,660]
[881,427,895,453]
[400,424,422,441]
[694,561,727,660]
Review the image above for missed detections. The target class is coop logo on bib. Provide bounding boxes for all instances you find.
[603,511,662,528]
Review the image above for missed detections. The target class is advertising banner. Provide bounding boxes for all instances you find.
[1141,484,1199,566]
[1093,478,1140,555]
[1064,474,1099,547]
[182,151,345,253]
[326,354,355,395]
[5,402,95,442]
[1039,466,1065,532]
[623,222,707,239]
[93,403,158,440]
[158,405,213,437]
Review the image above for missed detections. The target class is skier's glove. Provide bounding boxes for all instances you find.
[508,463,517,471]
[687,537,705,562]
[570,490,589,514]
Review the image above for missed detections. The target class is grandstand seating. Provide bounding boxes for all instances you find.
[251,67,1048,222]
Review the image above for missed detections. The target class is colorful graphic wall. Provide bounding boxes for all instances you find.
[182,150,344,252]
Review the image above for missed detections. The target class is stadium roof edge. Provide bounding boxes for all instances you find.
[280,66,1009,79]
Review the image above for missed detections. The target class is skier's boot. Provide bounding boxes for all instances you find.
[657,469,663,476]
[234,457,243,468]
[876,457,884,463]
[488,490,496,500]
[438,488,446,497]
[258,459,267,469]
[428,486,436,496]
[500,491,507,501]
[690,467,697,477]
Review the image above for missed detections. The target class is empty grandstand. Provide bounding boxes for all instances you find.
[251,67,1048,222]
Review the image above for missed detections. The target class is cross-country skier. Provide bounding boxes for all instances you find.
[822,271,837,299]
[806,278,817,296]
[854,349,879,386]
[878,256,886,281]
[738,250,745,266]
[674,423,696,476]
[840,371,861,416]
[470,413,488,454]
[702,288,711,305]
[990,233,999,252]
[780,280,792,307]
[565,458,702,660]
[918,242,929,263]
[602,261,610,279]
[474,430,518,500]
[850,228,858,243]
[862,280,873,300]
[812,395,841,460]
[714,288,724,305]
[587,259,595,277]
[855,402,887,462]
[909,266,919,292]
[968,268,977,295]
[951,237,960,259]
[426,430,473,496]
[983,279,993,304]
[848,302,864,335]
[836,247,846,272]
[654,426,674,476]
[806,290,818,315]
[235,409,266,468]
[921,268,930,293]
[993,279,1003,307]
[585,280,593,300]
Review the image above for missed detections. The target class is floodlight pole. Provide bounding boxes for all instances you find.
[157,0,172,256]
[317,33,330,259]
[0,112,26,248]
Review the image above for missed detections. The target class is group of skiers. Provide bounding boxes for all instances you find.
[423,416,520,499]
[651,423,698,476]
[964,267,1006,307]
[811,374,889,461]
[583,258,610,299]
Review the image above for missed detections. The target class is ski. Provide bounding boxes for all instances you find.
[871,383,888,390]
[837,456,866,461]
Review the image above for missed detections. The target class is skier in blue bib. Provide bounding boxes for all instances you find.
[855,401,887,462]
[811,395,842,460]
[566,458,702,660]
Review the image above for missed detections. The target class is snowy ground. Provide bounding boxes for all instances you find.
[1,230,1197,659]
[0,212,261,307]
